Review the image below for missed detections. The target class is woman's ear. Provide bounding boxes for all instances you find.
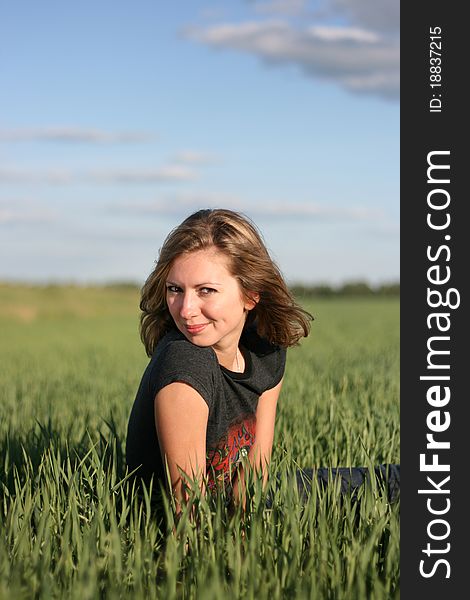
[244,292,260,311]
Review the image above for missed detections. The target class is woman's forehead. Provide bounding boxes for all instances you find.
[167,248,233,281]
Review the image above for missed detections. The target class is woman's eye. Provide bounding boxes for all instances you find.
[166,285,216,295]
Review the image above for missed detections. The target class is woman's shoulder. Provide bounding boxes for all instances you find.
[241,324,286,359]
[148,328,218,409]
[153,328,216,366]
[241,325,287,389]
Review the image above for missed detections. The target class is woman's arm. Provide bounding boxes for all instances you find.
[232,377,284,505]
[154,382,209,512]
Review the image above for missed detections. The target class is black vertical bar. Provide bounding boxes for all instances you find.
[401,2,466,597]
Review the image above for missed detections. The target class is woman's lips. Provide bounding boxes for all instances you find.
[185,323,209,335]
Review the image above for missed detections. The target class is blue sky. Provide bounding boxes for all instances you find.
[0,0,399,286]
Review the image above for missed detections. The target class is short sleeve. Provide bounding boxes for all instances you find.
[148,335,217,411]
[271,346,287,389]
[245,344,287,394]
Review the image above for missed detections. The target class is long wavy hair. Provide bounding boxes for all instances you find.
[140,208,313,356]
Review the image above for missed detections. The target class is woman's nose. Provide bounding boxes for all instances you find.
[179,292,199,319]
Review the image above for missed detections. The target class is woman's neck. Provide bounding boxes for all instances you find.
[213,345,244,372]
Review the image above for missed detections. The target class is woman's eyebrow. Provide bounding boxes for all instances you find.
[166,280,223,286]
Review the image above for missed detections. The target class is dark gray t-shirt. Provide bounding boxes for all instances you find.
[125,326,286,493]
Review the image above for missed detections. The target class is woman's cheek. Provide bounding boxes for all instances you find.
[167,299,178,318]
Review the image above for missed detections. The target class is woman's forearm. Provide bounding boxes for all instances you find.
[232,444,271,510]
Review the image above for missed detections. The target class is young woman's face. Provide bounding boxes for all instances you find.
[166,248,256,355]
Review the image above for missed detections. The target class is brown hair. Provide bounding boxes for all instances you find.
[140,208,312,356]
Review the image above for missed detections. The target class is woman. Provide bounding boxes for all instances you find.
[125,208,399,512]
[126,208,311,511]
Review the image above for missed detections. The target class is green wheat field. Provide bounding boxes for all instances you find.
[0,283,400,599]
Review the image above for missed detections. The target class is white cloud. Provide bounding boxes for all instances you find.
[256,1,400,33]
[115,192,387,224]
[186,19,399,98]
[172,151,217,165]
[330,0,399,33]
[308,25,379,43]
[187,0,399,99]
[0,167,74,184]
[247,201,384,221]
[89,165,198,183]
[254,0,308,16]
[0,127,157,144]
[0,165,198,185]
[0,205,56,225]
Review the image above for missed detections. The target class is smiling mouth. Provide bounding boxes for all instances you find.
[184,323,210,334]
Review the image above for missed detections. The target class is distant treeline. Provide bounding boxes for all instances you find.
[104,280,400,297]
[290,281,400,298]
[0,280,400,297]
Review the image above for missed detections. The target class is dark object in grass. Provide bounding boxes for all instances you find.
[266,464,400,508]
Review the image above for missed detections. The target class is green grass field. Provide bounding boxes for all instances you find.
[0,284,400,599]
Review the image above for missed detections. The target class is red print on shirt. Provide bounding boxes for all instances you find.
[206,415,256,494]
